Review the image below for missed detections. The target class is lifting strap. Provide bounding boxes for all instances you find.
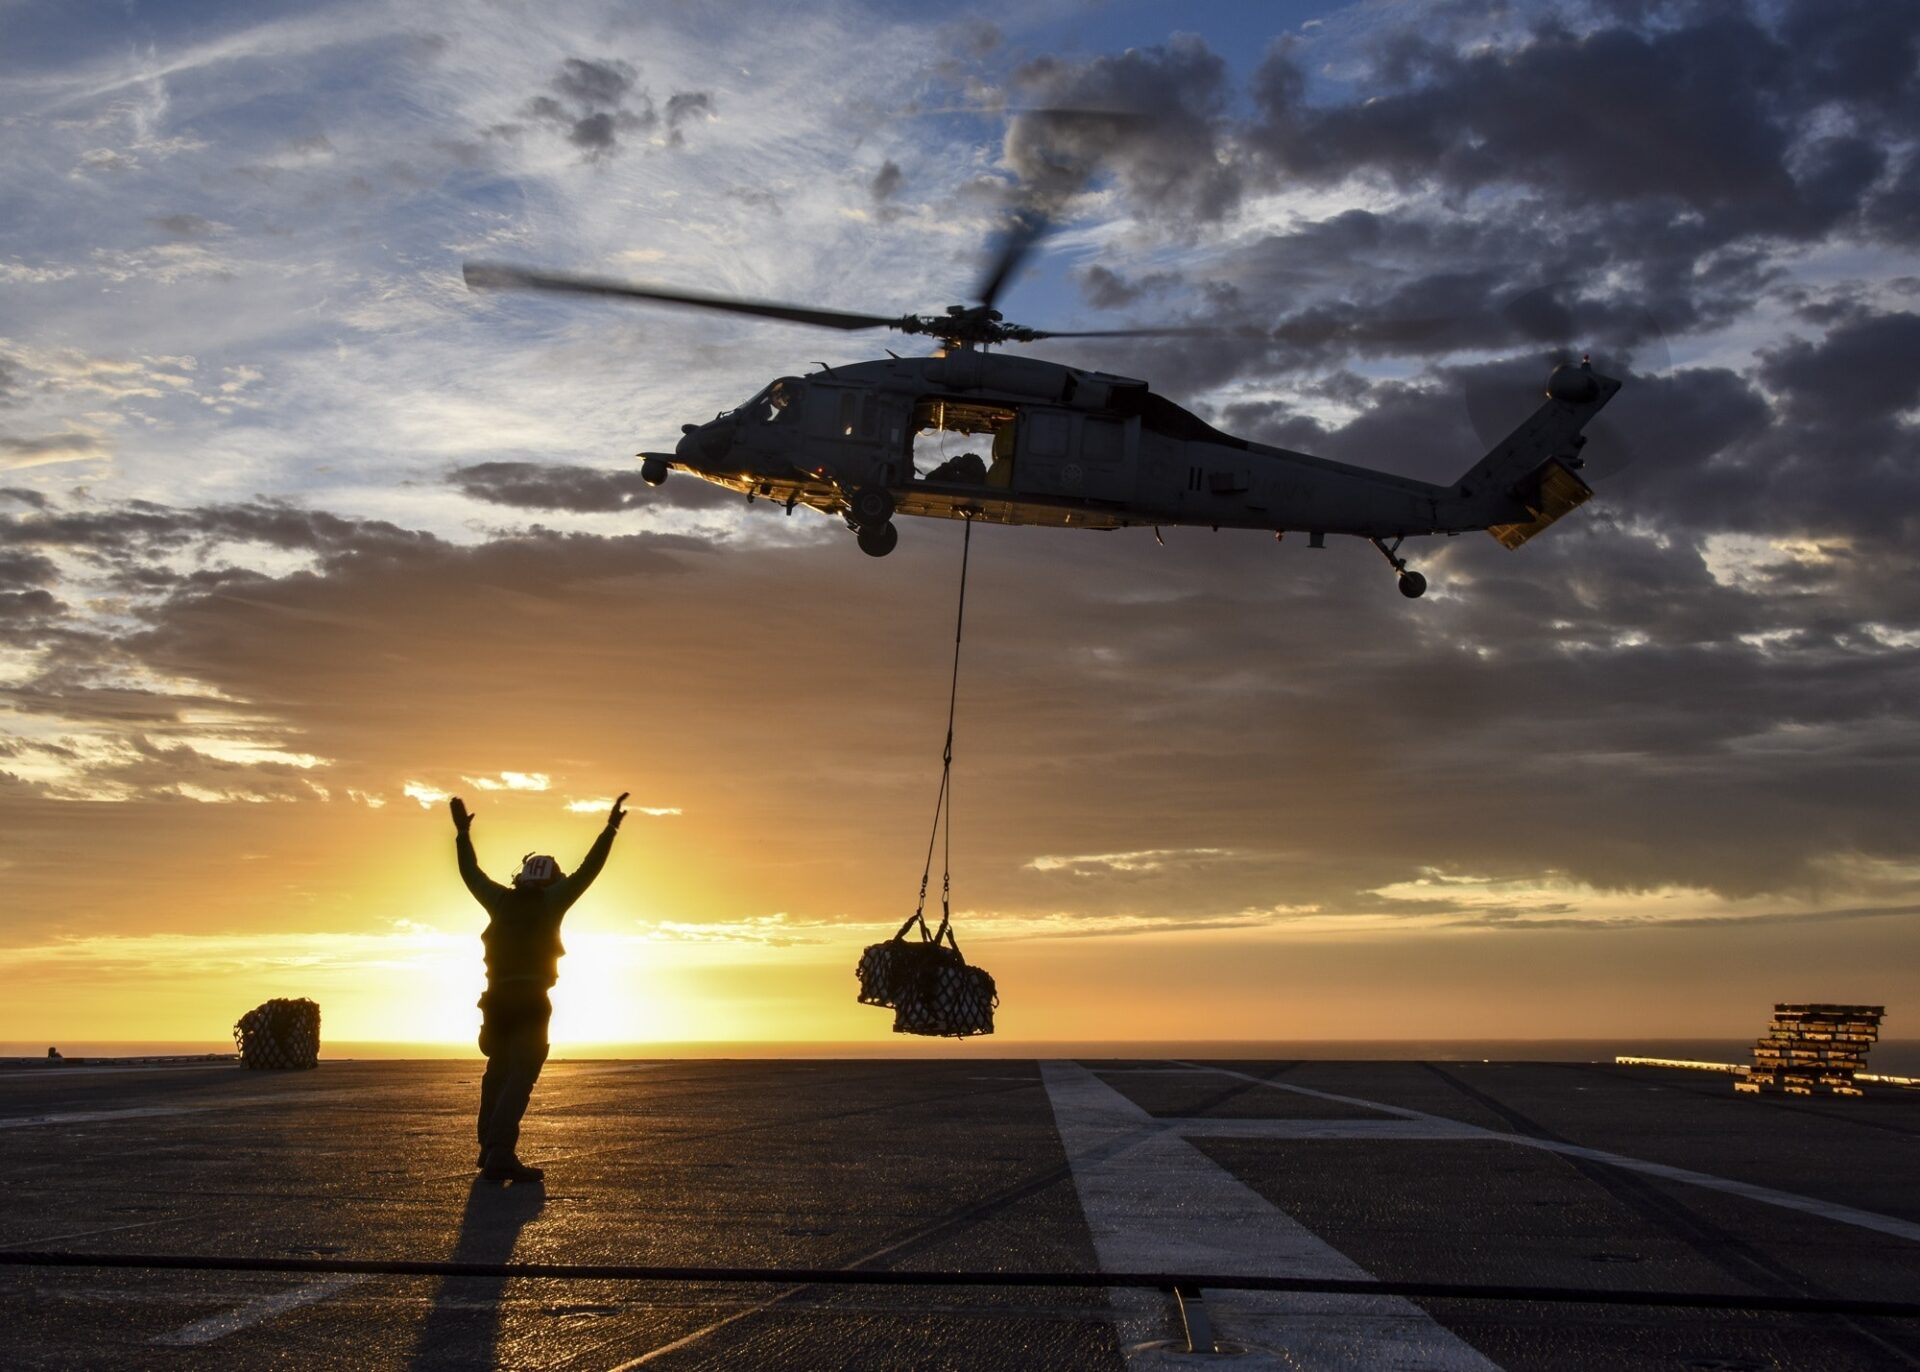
[912,515,974,959]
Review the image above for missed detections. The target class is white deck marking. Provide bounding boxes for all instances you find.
[0,1106,212,1130]
[0,1219,170,1250]
[152,1276,367,1346]
[1041,1061,1501,1371]
[1186,1063,1920,1247]
[0,1079,462,1131]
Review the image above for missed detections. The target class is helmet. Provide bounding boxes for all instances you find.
[513,853,561,888]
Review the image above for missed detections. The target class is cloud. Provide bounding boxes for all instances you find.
[567,798,679,816]
[1080,263,1179,310]
[1027,847,1231,876]
[148,213,222,239]
[449,460,735,512]
[0,431,109,469]
[462,771,549,792]
[640,913,833,946]
[77,148,139,174]
[663,91,714,147]
[1245,11,1903,243]
[870,159,904,203]
[515,57,713,160]
[1005,37,1242,223]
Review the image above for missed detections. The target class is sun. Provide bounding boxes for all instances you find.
[545,927,687,1046]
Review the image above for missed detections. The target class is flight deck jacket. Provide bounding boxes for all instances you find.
[457,824,617,989]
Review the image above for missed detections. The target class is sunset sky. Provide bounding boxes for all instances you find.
[3,0,1918,1050]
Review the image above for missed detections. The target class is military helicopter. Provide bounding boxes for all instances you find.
[464,226,1620,598]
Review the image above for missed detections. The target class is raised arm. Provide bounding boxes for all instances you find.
[450,797,509,905]
[559,792,627,903]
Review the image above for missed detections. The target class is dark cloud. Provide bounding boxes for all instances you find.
[1246,12,1900,244]
[0,359,21,408]
[1011,6,1913,408]
[1759,311,1920,423]
[517,58,712,160]
[148,214,217,239]
[448,461,735,513]
[663,91,713,147]
[870,159,904,203]
[1005,37,1241,223]
[0,549,58,590]
[551,56,638,111]
[1079,264,1179,310]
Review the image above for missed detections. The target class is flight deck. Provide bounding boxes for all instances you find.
[2,1057,1917,1369]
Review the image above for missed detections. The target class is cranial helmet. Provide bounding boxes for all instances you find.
[514,853,561,888]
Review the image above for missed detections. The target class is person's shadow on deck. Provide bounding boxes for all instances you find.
[408,1178,545,1369]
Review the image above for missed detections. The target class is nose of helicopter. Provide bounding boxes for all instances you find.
[677,420,731,464]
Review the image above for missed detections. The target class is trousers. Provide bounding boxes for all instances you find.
[476,985,551,1157]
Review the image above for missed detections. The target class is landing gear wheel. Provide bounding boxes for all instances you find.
[849,486,895,529]
[857,522,899,558]
[1397,571,1427,599]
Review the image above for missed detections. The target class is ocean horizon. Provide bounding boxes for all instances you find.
[9,1037,1920,1074]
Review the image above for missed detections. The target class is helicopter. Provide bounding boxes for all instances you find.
[464,226,1620,598]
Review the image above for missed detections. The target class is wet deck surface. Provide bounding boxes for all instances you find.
[1,1058,1917,1369]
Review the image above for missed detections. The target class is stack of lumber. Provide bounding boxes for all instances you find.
[1735,1003,1882,1096]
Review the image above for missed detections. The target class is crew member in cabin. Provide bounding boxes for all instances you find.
[449,790,627,1183]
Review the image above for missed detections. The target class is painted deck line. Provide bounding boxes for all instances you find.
[1158,1117,1488,1141]
[0,1094,358,1130]
[1182,1063,1920,1248]
[0,1220,170,1251]
[1042,1061,1501,1371]
[152,1275,367,1347]
[0,1105,214,1130]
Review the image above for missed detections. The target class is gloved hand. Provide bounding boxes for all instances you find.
[450,796,474,834]
[608,792,630,831]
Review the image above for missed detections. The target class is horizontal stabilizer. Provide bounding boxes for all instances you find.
[1488,459,1594,549]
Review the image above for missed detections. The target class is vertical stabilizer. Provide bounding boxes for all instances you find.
[1453,362,1621,545]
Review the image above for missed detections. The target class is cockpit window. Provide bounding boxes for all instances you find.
[731,377,807,423]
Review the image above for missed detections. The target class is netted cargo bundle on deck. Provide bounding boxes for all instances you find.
[234,997,321,1070]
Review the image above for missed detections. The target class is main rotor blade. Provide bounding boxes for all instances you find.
[463,262,904,332]
[974,209,1051,313]
[1026,326,1222,339]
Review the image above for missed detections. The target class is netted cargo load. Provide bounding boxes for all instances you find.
[894,954,996,1038]
[856,912,996,1037]
[234,997,321,1070]
[855,918,919,1009]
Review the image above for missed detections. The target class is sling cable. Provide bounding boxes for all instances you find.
[855,515,997,1036]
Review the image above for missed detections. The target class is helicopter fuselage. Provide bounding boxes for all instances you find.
[652,350,1619,588]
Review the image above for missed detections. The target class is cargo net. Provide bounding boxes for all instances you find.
[857,913,997,1038]
[1736,1002,1883,1097]
[234,997,321,1070]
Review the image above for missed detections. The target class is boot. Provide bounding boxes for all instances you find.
[480,1148,544,1183]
